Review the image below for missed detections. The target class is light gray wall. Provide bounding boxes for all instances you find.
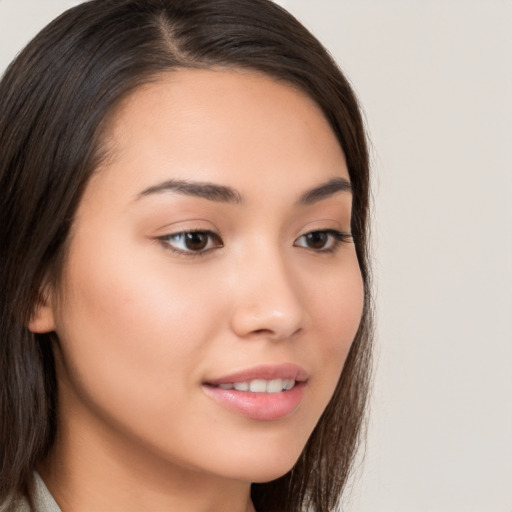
[1,1,511,511]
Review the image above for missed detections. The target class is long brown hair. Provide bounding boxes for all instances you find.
[0,1,373,510]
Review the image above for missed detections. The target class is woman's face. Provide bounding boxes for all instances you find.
[36,69,364,485]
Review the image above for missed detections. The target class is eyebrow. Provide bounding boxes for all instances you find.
[297,177,352,205]
[138,179,242,204]
[136,176,351,205]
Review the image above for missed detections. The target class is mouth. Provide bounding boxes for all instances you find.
[202,364,308,421]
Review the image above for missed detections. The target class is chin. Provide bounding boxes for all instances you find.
[248,466,294,484]
[220,443,305,484]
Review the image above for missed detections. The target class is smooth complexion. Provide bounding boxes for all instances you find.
[30,69,364,512]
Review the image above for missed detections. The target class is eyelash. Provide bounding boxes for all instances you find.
[157,229,352,257]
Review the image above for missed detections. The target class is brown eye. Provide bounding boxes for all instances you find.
[183,232,209,251]
[159,230,223,254]
[294,229,351,253]
[303,231,329,250]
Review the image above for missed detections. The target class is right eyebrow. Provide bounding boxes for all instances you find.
[136,179,242,204]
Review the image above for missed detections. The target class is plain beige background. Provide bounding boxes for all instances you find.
[1,1,511,511]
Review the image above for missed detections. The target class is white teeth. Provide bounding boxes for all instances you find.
[283,379,295,390]
[216,379,296,393]
[266,379,283,393]
[249,379,267,392]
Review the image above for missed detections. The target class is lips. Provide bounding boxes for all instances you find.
[202,363,308,421]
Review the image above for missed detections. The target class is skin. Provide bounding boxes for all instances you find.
[30,69,364,512]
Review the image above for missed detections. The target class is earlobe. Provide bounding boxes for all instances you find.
[28,286,57,334]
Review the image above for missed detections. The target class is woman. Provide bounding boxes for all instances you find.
[0,0,373,511]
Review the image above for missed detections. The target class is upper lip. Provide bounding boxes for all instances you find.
[204,363,309,386]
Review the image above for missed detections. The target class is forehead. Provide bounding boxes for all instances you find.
[93,68,348,200]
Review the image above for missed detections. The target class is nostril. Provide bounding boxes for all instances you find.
[248,326,302,342]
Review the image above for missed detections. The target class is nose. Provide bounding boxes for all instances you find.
[229,249,307,342]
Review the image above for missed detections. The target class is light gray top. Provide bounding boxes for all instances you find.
[1,474,61,512]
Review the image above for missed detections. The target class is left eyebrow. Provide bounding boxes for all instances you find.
[297,177,352,205]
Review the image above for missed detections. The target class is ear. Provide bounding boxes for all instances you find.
[28,285,57,334]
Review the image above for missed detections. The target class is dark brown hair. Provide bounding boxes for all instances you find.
[0,1,373,510]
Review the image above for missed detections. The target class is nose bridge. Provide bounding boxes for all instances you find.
[229,239,306,341]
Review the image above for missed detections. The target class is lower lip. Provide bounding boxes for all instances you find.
[202,383,306,421]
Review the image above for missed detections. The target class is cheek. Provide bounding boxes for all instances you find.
[52,240,224,423]
[58,234,221,346]
[299,255,365,410]
[311,257,364,352]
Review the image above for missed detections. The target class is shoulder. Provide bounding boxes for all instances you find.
[0,474,61,512]
[0,496,31,512]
